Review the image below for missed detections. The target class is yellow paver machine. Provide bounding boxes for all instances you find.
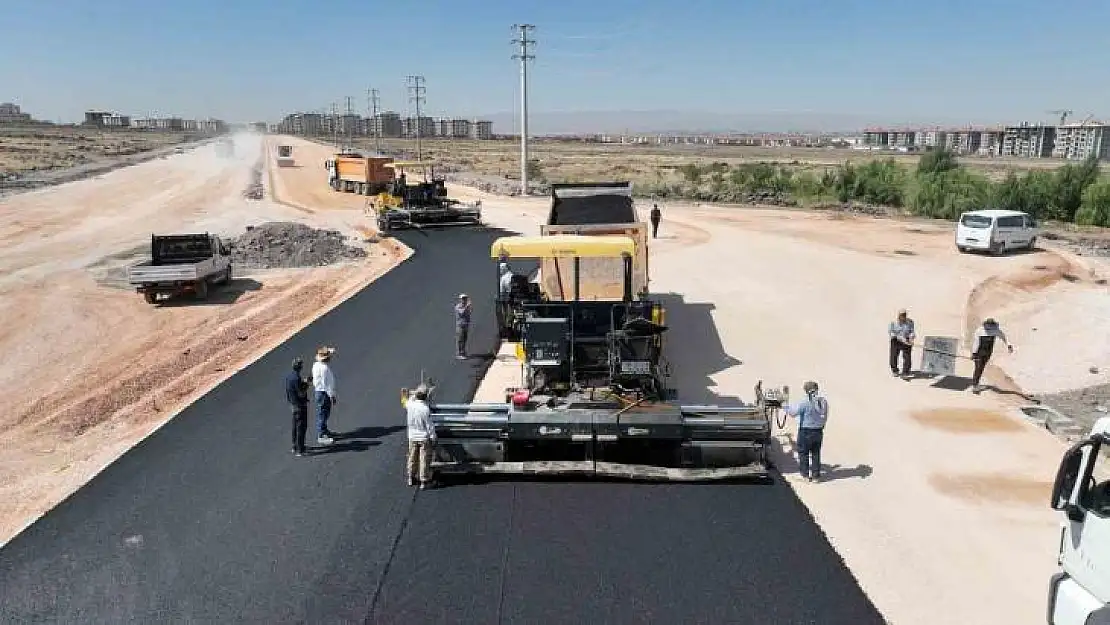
[368,161,481,232]
[402,233,787,482]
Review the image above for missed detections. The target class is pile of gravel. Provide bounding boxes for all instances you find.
[226,222,368,269]
[1035,382,1110,435]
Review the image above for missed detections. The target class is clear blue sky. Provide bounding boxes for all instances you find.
[3,0,1108,130]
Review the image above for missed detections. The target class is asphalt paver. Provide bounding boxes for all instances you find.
[0,226,884,625]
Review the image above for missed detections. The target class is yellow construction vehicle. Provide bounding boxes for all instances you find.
[369,161,481,231]
[402,233,786,483]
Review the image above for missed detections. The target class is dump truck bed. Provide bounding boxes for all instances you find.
[539,182,649,299]
[335,155,393,184]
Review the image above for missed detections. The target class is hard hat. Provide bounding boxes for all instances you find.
[803,380,819,394]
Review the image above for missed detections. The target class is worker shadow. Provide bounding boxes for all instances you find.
[654,293,747,407]
[311,425,406,455]
[156,278,262,307]
[770,432,874,482]
[915,372,1036,400]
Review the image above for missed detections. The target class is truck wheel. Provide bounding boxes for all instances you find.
[144,292,158,305]
[990,241,1004,255]
[195,279,209,300]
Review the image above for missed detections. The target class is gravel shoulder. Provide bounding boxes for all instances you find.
[465,182,1097,624]
[0,132,408,546]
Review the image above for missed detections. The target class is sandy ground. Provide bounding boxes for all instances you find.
[0,133,408,546]
[459,184,1107,624]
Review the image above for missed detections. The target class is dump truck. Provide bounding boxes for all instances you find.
[401,233,783,482]
[325,152,395,195]
[127,233,233,304]
[538,182,650,301]
[370,161,482,231]
[275,145,294,167]
[1047,416,1110,624]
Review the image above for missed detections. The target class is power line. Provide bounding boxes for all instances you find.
[406,75,426,161]
[512,24,536,195]
[345,96,354,151]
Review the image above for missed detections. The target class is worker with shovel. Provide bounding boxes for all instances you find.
[888,309,915,378]
[970,317,1013,393]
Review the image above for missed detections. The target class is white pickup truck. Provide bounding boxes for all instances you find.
[1048,416,1110,624]
[127,233,233,304]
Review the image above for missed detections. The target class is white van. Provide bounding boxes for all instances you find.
[955,209,1039,254]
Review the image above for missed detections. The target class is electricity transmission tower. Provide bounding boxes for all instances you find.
[330,102,339,148]
[368,88,381,153]
[512,23,536,195]
[406,75,426,161]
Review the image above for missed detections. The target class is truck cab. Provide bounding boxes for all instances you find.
[1048,416,1110,624]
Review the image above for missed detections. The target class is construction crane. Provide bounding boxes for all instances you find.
[1048,109,1073,125]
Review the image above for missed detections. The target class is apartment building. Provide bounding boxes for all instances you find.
[1001,123,1055,158]
[0,102,32,123]
[1051,122,1110,160]
[84,110,131,128]
[470,120,493,140]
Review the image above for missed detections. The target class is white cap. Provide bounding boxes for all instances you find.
[458,293,468,299]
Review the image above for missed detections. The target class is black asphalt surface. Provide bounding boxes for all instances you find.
[0,226,885,625]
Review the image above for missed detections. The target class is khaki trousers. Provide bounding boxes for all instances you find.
[407,440,434,484]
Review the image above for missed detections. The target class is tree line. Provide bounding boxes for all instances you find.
[651,149,1110,227]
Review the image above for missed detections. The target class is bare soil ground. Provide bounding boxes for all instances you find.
[0,133,408,546]
[337,137,1109,191]
[0,126,211,192]
[463,181,1108,624]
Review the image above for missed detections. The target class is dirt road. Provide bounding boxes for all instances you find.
[463,185,1103,624]
[0,133,406,546]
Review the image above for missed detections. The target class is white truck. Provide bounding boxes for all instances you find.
[127,233,233,304]
[1048,416,1110,624]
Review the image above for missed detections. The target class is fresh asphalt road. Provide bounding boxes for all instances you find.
[0,226,885,625]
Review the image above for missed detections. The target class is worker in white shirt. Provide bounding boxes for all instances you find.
[406,384,437,489]
[970,318,1014,393]
[499,262,514,295]
[312,346,338,444]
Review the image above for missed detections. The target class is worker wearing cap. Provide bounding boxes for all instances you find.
[285,358,310,456]
[406,384,437,489]
[888,309,915,378]
[782,380,829,483]
[455,294,472,359]
[970,318,1013,393]
[312,346,337,444]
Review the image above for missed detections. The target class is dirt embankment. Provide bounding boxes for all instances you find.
[0,134,411,547]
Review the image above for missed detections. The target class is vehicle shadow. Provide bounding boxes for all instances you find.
[156,278,262,307]
[654,293,747,407]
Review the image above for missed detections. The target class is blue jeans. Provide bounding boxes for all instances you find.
[797,427,824,478]
[315,391,332,436]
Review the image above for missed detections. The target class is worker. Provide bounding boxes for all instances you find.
[285,358,310,456]
[455,294,472,359]
[888,309,915,378]
[499,262,514,295]
[970,317,1014,393]
[782,380,829,483]
[312,346,337,445]
[650,203,662,238]
[406,384,437,489]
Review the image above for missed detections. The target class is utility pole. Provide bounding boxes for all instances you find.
[406,75,426,161]
[344,96,354,151]
[368,88,381,154]
[330,102,339,149]
[512,24,536,195]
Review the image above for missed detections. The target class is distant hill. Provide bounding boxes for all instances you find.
[476,109,1005,135]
